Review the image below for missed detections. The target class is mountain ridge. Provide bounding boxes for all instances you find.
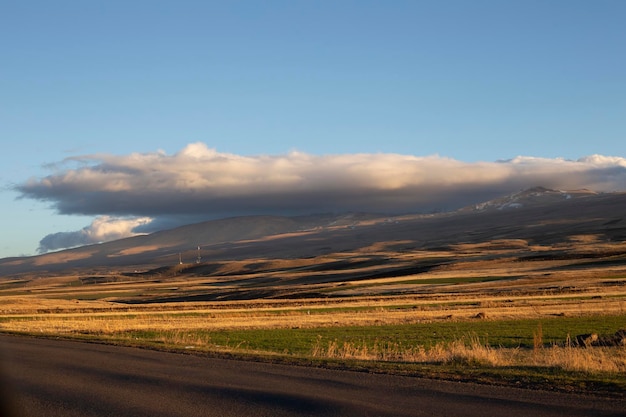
[2,187,625,277]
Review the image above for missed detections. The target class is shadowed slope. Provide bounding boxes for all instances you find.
[1,190,625,277]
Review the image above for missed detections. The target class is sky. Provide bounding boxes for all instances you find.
[1,0,625,258]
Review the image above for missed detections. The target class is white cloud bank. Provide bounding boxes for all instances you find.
[36,216,152,253]
[15,143,626,253]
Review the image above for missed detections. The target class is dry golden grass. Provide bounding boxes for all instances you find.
[311,335,626,374]
[1,293,623,340]
[311,335,509,367]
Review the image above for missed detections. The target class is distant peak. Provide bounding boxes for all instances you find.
[467,186,592,213]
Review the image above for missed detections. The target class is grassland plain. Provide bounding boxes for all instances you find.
[2,201,626,397]
[1,289,625,396]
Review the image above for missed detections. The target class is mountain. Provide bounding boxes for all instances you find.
[1,188,625,277]
[0,213,384,276]
[463,186,598,212]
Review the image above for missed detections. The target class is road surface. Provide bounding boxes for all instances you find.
[1,335,623,417]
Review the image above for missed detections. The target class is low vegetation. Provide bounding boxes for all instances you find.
[1,294,625,395]
[1,234,626,397]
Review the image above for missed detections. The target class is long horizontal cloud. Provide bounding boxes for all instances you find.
[15,143,626,252]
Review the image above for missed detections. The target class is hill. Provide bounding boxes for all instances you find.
[1,188,625,280]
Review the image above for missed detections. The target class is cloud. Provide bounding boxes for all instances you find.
[15,143,626,252]
[37,216,152,253]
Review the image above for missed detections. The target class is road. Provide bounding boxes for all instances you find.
[1,335,623,417]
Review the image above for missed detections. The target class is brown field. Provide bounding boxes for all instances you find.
[2,237,625,323]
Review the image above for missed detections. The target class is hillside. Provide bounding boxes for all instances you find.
[1,188,625,280]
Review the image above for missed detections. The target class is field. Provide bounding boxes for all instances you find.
[2,232,626,396]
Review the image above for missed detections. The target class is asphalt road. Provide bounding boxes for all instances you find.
[1,335,623,417]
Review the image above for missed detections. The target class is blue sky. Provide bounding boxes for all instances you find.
[1,1,625,259]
